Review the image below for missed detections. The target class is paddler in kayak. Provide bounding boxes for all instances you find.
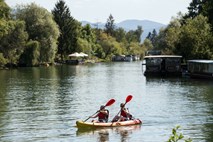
[90,105,109,123]
[112,103,133,122]
[119,103,133,121]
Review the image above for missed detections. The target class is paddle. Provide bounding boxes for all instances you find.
[112,95,133,121]
[124,95,133,105]
[84,99,115,122]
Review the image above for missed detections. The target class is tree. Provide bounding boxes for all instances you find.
[76,38,91,54]
[125,26,143,43]
[202,0,213,31]
[0,20,28,66]
[176,15,213,60]
[185,0,213,31]
[98,32,122,59]
[77,24,97,56]
[135,26,143,43]
[80,24,96,42]
[19,41,40,66]
[146,32,152,40]
[104,14,115,36]
[164,18,182,54]
[126,30,137,43]
[154,15,182,54]
[0,0,28,67]
[0,53,7,67]
[0,0,10,19]
[128,42,142,55]
[143,39,153,51]
[15,3,60,63]
[52,0,80,61]
[185,0,204,19]
[114,27,126,42]
[146,29,157,46]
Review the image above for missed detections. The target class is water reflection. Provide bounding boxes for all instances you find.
[98,129,109,142]
[76,125,141,142]
[0,66,81,141]
[115,125,141,142]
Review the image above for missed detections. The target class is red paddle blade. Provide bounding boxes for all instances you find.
[105,99,116,107]
[125,95,133,103]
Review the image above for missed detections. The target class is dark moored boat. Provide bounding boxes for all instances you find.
[142,55,182,76]
[187,60,213,79]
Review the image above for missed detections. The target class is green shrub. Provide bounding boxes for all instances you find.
[167,126,192,142]
[0,53,7,67]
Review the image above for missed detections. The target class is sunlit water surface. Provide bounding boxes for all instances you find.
[0,62,213,142]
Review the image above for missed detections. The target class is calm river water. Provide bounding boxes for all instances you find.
[0,62,213,142]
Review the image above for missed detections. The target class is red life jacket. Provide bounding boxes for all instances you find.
[98,111,108,120]
[121,109,128,117]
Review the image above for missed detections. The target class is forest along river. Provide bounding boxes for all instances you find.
[0,62,213,142]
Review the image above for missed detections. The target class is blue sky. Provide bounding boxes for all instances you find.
[5,0,192,24]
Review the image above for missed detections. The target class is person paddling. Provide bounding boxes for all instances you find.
[90,105,109,123]
[119,103,133,121]
[111,95,133,122]
[112,103,133,122]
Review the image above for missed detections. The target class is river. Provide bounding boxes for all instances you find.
[0,62,213,142]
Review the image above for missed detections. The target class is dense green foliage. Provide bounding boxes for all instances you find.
[202,0,213,31]
[0,53,7,67]
[0,0,10,19]
[185,0,213,30]
[0,20,28,66]
[176,15,213,60]
[0,0,28,66]
[15,3,60,63]
[149,0,213,61]
[52,0,79,61]
[77,24,98,57]
[0,0,145,68]
[1,0,213,68]
[19,41,40,66]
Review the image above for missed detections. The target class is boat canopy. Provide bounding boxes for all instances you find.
[187,60,213,64]
[144,55,182,59]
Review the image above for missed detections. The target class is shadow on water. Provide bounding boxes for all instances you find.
[76,125,141,142]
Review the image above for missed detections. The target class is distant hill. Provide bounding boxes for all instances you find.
[81,19,166,42]
[81,21,105,29]
[117,19,165,30]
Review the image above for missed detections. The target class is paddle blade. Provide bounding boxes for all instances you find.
[125,95,133,103]
[105,99,115,107]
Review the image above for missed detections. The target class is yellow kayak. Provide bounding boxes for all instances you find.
[76,119,142,129]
